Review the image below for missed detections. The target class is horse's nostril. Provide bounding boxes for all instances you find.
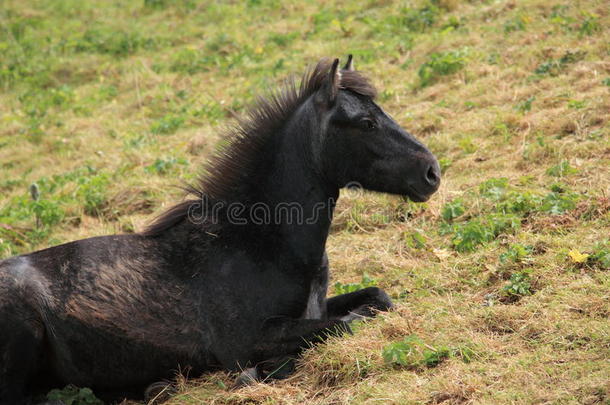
[425,165,440,188]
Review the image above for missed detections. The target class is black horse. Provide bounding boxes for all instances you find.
[0,56,440,404]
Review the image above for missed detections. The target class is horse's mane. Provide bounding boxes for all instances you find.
[142,58,377,236]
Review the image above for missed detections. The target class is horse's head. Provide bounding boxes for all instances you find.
[315,57,440,202]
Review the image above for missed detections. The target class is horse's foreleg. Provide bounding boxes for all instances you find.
[259,317,351,354]
[222,318,350,370]
[326,286,393,321]
[233,318,350,387]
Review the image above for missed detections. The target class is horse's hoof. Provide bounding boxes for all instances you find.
[234,367,260,388]
[262,357,295,380]
[340,310,368,323]
[144,380,176,404]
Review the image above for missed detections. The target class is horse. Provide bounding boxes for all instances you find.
[0,56,440,404]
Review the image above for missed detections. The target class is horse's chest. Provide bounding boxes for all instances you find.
[301,262,328,320]
[303,286,323,319]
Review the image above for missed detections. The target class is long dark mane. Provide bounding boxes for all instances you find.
[142,59,377,236]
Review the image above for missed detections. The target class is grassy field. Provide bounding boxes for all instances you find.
[1,0,609,403]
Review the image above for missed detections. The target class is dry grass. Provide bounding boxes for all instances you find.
[1,0,609,403]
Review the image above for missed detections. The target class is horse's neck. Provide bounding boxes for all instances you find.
[259,118,337,267]
[174,100,338,269]
[268,180,337,267]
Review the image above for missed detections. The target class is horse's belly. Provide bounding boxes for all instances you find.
[45,314,212,388]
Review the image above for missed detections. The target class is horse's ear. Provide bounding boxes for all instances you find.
[316,58,340,106]
[343,54,354,71]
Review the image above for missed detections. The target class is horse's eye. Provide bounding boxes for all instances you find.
[360,118,376,131]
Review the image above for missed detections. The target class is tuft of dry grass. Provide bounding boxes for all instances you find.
[1,0,609,403]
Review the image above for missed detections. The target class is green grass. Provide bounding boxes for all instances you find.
[1,0,609,403]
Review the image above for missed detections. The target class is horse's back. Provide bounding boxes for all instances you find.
[2,234,153,309]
